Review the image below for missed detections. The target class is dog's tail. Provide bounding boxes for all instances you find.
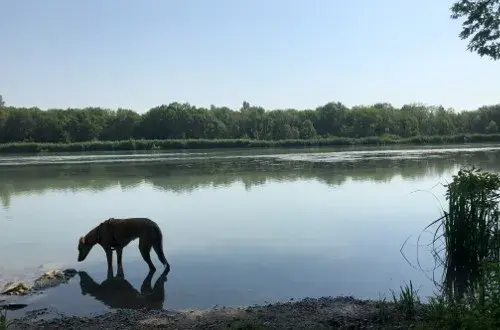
[152,227,168,266]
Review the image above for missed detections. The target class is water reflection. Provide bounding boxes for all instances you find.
[1,147,500,208]
[2,146,500,317]
[78,268,169,310]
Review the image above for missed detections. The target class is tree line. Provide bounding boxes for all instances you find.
[0,100,500,144]
[0,0,498,145]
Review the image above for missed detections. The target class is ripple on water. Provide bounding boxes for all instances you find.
[1,145,500,166]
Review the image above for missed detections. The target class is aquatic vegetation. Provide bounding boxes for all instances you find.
[409,167,500,329]
[1,134,500,153]
[426,167,500,301]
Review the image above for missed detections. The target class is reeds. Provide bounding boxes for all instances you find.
[0,133,500,153]
[0,311,10,330]
[390,281,421,320]
[428,167,500,301]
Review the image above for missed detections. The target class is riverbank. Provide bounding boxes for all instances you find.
[4,278,499,330]
[8,296,428,329]
[1,134,500,153]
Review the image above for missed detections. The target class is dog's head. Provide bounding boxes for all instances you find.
[77,236,93,262]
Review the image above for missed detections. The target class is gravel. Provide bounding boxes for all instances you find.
[9,296,424,329]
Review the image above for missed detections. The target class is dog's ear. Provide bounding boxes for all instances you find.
[80,236,85,244]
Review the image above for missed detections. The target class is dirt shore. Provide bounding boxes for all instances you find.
[9,296,426,329]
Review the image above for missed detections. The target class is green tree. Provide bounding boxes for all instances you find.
[0,94,4,107]
[1,101,500,144]
[299,119,317,139]
[486,120,498,133]
[451,0,500,60]
[100,108,141,140]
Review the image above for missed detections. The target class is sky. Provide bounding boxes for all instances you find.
[1,0,499,113]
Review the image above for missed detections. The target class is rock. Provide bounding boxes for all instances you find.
[63,268,77,277]
[31,268,78,292]
[1,281,31,295]
[1,268,77,297]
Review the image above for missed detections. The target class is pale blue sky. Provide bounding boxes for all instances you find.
[1,0,498,113]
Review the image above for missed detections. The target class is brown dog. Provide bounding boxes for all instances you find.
[77,217,170,272]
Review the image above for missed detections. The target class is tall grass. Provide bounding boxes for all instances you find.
[416,261,500,329]
[404,168,500,328]
[0,133,500,154]
[426,167,500,301]
[0,309,13,330]
[390,281,421,320]
[0,313,10,330]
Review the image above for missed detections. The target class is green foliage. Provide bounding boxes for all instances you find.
[486,120,498,133]
[0,102,500,148]
[415,167,500,329]
[1,133,500,153]
[417,262,500,329]
[451,0,500,60]
[390,281,421,320]
[429,168,500,301]
[0,94,4,108]
[0,310,13,330]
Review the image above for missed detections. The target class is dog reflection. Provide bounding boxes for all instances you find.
[77,268,169,310]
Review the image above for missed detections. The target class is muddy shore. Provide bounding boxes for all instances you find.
[8,296,427,329]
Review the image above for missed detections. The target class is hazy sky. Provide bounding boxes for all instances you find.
[1,0,498,113]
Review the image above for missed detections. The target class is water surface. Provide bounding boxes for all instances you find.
[2,144,500,318]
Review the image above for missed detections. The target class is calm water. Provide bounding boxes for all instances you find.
[2,144,500,318]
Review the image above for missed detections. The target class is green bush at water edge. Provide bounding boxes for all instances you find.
[1,133,500,153]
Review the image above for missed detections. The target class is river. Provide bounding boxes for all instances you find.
[1,144,500,317]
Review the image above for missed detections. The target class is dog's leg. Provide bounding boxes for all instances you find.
[140,270,156,295]
[139,238,156,272]
[105,248,113,276]
[116,247,123,267]
[152,241,170,272]
[116,248,124,278]
[106,267,113,280]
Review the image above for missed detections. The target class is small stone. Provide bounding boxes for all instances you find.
[1,281,31,295]
[31,268,78,292]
